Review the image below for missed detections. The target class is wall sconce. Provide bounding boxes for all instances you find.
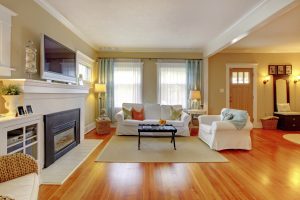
[263,76,270,84]
[294,76,300,84]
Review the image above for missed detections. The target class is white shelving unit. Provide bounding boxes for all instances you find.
[0,114,43,168]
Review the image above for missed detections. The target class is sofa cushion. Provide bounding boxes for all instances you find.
[122,103,143,111]
[144,104,161,119]
[132,108,145,120]
[170,106,183,120]
[200,124,212,134]
[0,173,39,200]
[160,105,182,120]
[122,107,132,120]
[166,120,184,127]
[143,119,160,124]
[122,119,143,126]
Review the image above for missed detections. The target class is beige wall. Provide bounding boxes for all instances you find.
[0,0,98,128]
[208,53,300,120]
[99,51,202,104]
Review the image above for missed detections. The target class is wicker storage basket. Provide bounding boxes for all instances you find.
[261,117,278,130]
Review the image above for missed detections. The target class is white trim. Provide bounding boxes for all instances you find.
[34,0,97,50]
[76,51,95,84]
[203,0,299,57]
[85,122,96,134]
[225,63,261,128]
[0,79,90,94]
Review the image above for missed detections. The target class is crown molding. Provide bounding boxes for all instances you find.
[221,48,300,54]
[34,0,97,50]
[203,0,300,58]
[99,47,202,53]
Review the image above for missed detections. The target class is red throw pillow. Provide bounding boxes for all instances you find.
[132,108,145,120]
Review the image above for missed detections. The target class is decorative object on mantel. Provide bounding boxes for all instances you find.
[25,40,37,78]
[17,106,25,116]
[26,105,33,114]
[1,84,22,116]
[268,65,292,75]
[78,74,84,86]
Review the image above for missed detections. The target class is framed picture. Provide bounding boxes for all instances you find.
[268,65,277,75]
[17,106,25,116]
[26,105,33,114]
[285,65,292,75]
[277,65,285,74]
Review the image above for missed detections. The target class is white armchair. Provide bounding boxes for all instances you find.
[198,110,253,151]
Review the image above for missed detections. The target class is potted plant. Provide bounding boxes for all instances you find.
[1,84,22,116]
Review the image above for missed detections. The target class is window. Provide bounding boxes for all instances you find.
[231,71,250,84]
[76,51,94,83]
[114,60,143,108]
[157,61,187,107]
[78,63,92,82]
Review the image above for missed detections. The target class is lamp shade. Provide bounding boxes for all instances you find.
[95,83,106,93]
[189,90,201,100]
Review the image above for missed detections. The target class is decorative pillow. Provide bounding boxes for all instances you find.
[122,107,132,120]
[222,112,234,121]
[170,106,182,120]
[277,103,291,112]
[0,195,14,200]
[132,108,145,120]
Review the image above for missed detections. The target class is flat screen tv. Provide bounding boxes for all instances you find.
[40,34,77,83]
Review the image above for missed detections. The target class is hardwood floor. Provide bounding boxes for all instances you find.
[39,129,300,200]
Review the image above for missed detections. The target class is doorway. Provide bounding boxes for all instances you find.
[226,64,258,126]
[230,68,253,120]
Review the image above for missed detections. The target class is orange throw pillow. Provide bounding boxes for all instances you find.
[132,108,145,120]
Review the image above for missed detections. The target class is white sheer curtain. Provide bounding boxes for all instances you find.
[157,61,187,108]
[114,59,143,108]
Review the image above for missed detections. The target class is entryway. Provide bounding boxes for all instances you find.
[226,64,258,125]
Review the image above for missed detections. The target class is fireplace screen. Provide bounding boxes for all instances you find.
[54,127,75,153]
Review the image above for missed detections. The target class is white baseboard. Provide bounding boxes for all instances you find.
[85,122,96,134]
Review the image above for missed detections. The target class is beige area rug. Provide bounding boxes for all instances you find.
[96,136,228,163]
[283,134,300,145]
[41,139,102,185]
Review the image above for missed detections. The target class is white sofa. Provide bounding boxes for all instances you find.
[115,103,191,136]
[198,109,253,151]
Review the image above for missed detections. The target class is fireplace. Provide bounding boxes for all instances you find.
[44,109,80,168]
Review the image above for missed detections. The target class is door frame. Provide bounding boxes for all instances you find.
[226,63,259,128]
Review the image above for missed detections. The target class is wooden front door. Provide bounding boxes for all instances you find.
[229,68,253,121]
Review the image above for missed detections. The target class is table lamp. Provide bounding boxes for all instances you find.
[95,83,106,117]
[189,90,201,109]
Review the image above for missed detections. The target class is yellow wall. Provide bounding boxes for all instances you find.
[0,0,98,127]
[208,53,300,120]
[99,51,202,104]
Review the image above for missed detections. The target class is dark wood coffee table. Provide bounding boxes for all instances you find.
[137,124,177,150]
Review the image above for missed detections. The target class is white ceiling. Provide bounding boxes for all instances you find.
[44,0,263,52]
[224,4,300,53]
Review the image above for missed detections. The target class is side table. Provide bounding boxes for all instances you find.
[96,117,111,134]
[187,109,207,127]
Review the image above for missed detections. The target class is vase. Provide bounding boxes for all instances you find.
[2,95,20,116]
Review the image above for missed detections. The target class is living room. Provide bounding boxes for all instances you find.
[0,0,300,200]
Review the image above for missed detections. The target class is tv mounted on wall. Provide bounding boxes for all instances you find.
[40,34,77,83]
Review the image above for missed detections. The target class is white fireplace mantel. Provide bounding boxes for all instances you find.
[0,79,91,141]
[1,79,90,94]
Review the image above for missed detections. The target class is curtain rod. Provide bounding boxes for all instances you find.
[97,57,202,60]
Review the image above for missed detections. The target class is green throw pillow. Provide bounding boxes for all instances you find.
[170,106,182,120]
[122,107,132,120]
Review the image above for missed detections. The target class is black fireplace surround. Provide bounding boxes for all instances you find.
[44,108,80,168]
